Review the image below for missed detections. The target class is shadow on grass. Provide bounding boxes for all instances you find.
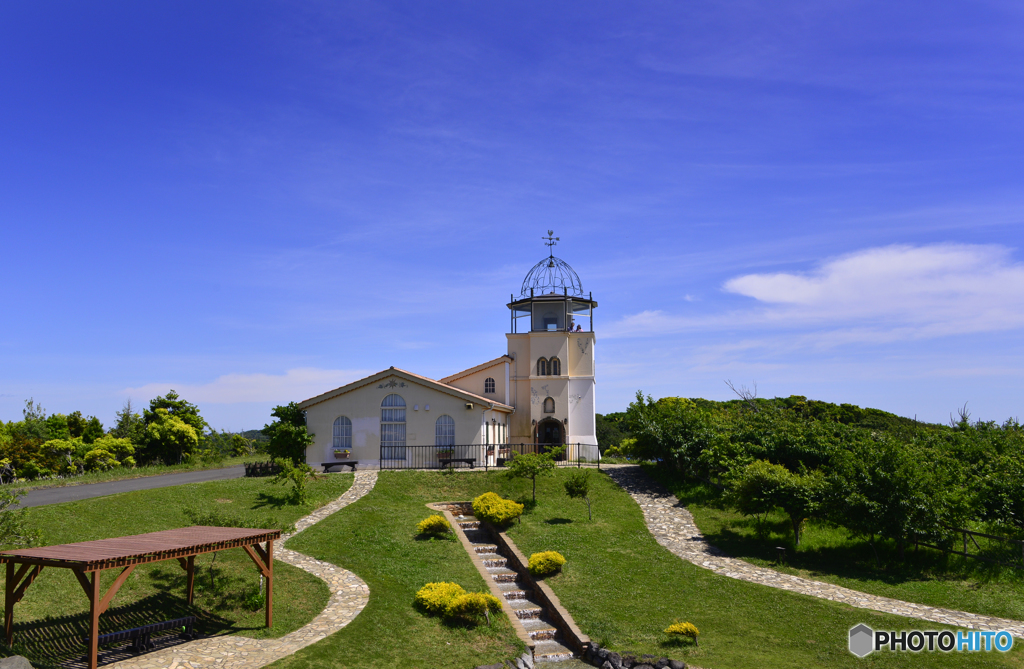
[4,593,239,669]
[252,490,294,510]
[544,518,573,525]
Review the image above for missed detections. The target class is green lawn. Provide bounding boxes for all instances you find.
[275,469,1022,669]
[647,466,1024,623]
[7,455,254,491]
[1,473,352,668]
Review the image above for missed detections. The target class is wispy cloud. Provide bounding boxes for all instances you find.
[123,368,372,405]
[606,243,1024,342]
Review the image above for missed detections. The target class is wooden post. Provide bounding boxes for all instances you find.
[4,562,13,647]
[186,556,195,605]
[88,571,101,669]
[265,540,274,628]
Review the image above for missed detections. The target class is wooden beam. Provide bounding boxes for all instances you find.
[12,565,43,605]
[5,562,13,647]
[241,545,271,578]
[97,565,135,616]
[265,540,273,629]
[73,568,92,600]
[88,571,100,669]
[186,555,195,605]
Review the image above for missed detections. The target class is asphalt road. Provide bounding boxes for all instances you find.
[16,465,247,508]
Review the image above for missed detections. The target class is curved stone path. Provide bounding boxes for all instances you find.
[107,471,378,669]
[605,466,1024,638]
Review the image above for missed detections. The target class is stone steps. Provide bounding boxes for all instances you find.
[466,526,576,664]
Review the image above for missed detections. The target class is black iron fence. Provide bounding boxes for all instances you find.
[377,443,601,471]
[914,525,1024,570]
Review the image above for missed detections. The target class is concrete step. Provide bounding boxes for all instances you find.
[458,520,481,530]
[534,639,575,662]
[473,544,499,554]
[482,556,507,568]
[488,567,518,583]
[521,618,558,640]
[508,600,543,619]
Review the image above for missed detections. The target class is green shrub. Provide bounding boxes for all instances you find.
[417,514,452,537]
[444,592,502,623]
[528,551,566,576]
[414,582,466,615]
[84,448,119,471]
[472,492,524,526]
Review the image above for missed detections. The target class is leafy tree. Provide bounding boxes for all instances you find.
[44,414,70,441]
[20,399,48,441]
[143,391,207,441]
[144,408,199,464]
[262,403,312,465]
[66,411,86,438]
[564,469,593,520]
[271,457,316,505]
[0,489,39,549]
[596,412,631,452]
[505,447,562,502]
[82,416,104,444]
[111,399,146,444]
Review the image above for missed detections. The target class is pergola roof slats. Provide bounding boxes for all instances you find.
[0,526,279,570]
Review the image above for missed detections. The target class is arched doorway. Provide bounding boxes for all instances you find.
[535,418,564,459]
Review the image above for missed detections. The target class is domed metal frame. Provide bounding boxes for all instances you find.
[520,255,584,297]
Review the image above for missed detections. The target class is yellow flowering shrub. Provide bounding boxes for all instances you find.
[665,621,699,643]
[527,551,566,576]
[444,592,502,622]
[416,514,452,537]
[472,492,524,526]
[414,582,465,615]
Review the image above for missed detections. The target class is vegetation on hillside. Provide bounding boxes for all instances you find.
[622,392,1024,563]
[0,395,267,483]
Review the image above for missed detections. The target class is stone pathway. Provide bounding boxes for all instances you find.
[105,471,378,669]
[605,466,1024,638]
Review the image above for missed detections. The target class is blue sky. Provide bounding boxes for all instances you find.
[2,2,1023,431]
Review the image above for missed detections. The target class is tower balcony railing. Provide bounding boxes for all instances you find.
[377,443,601,471]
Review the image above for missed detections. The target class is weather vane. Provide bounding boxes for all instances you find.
[542,230,559,256]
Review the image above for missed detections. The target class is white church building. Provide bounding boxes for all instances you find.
[298,234,599,468]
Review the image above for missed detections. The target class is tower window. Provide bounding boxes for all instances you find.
[484,377,495,394]
[550,357,561,376]
[543,397,555,413]
[537,358,549,376]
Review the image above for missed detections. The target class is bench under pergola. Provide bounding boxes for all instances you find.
[1,526,281,669]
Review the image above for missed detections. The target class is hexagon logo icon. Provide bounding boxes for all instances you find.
[849,624,874,657]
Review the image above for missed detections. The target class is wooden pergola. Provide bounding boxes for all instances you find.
[0,526,280,669]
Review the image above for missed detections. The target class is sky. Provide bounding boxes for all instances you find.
[2,1,1023,431]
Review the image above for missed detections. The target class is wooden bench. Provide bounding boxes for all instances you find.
[85,615,197,655]
[321,460,358,472]
[438,457,476,469]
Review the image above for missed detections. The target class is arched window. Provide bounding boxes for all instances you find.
[484,377,495,394]
[537,357,549,376]
[543,397,555,413]
[333,416,352,450]
[435,415,455,446]
[381,394,406,459]
[550,357,561,376]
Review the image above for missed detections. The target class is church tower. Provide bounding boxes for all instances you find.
[506,232,598,455]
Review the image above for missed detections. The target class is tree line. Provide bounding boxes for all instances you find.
[0,393,267,482]
[619,393,1024,561]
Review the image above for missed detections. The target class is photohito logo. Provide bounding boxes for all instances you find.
[849,624,1014,657]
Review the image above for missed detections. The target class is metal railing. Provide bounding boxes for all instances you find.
[377,443,601,471]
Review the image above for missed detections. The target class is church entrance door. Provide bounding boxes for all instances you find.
[536,418,564,459]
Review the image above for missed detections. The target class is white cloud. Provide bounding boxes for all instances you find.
[123,368,372,405]
[607,244,1024,341]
